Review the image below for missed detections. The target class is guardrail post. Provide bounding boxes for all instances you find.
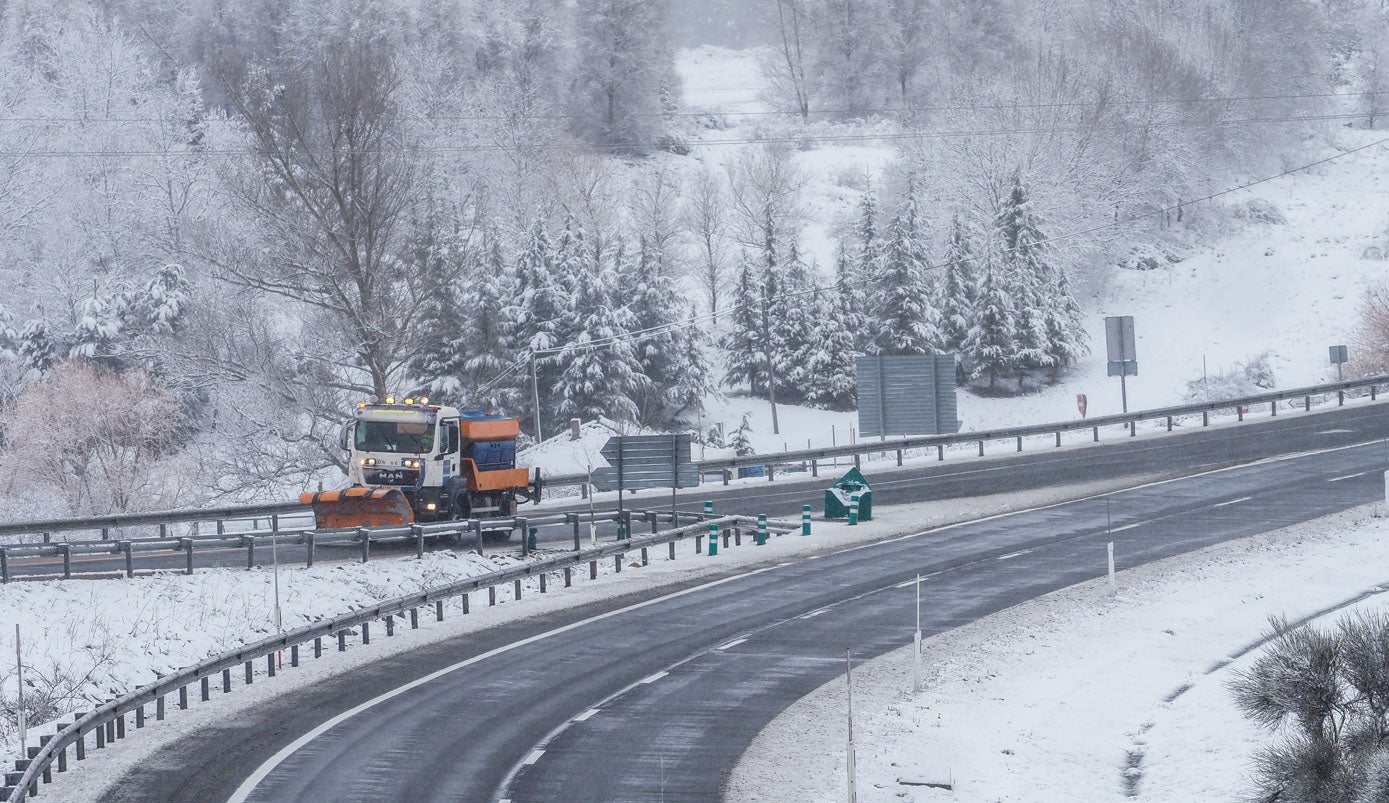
[517,517,530,556]
[540,572,548,592]
[158,523,167,540]
[1373,385,1379,401]
[337,631,346,652]
[116,714,126,739]
[1237,405,1244,422]
[565,567,573,586]
[96,722,106,749]
[386,615,395,637]
[1016,436,1022,452]
[640,547,649,566]
[223,668,231,693]
[708,523,719,556]
[156,696,164,721]
[122,541,133,578]
[647,510,659,534]
[292,645,300,666]
[314,637,323,658]
[101,527,109,540]
[305,532,316,568]
[849,493,860,526]
[201,677,210,701]
[434,600,444,621]
[1130,421,1137,437]
[178,685,188,710]
[757,514,768,546]
[409,608,419,629]
[488,587,497,606]
[471,519,483,556]
[567,513,581,551]
[811,458,818,477]
[590,560,598,579]
[1202,411,1209,427]
[802,505,812,535]
[245,660,253,684]
[76,726,86,759]
[181,538,193,575]
[61,544,71,579]
[0,548,7,584]
[668,541,676,560]
[1272,400,1278,416]
[767,463,775,481]
[267,653,276,677]
[937,444,944,461]
[1167,416,1173,432]
[852,455,860,470]
[358,528,370,563]
[362,621,372,644]
[1055,432,1061,448]
[1092,426,1098,442]
[728,527,736,547]
[722,469,731,486]
[413,525,425,559]
[1306,394,1312,410]
[1340,390,1346,406]
[58,740,69,772]
[135,705,144,729]
[242,535,255,569]
[897,448,904,465]
[977,441,984,457]
[614,554,623,573]
[513,579,522,599]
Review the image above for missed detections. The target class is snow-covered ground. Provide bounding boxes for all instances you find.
[730,503,1389,802]
[0,474,1158,798]
[517,47,1389,477]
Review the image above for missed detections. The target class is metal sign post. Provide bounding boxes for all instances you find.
[1105,316,1138,413]
[1330,345,1349,382]
[16,623,26,756]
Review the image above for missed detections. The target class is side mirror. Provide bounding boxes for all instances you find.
[340,423,354,453]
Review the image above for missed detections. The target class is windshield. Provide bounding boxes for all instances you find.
[355,420,435,454]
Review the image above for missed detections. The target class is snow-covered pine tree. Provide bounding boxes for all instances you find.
[623,236,711,423]
[939,212,979,354]
[995,172,1052,371]
[18,320,57,374]
[870,189,942,356]
[138,265,191,336]
[69,296,124,365]
[503,219,572,430]
[832,240,867,341]
[408,224,470,398]
[0,304,16,359]
[722,258,768,395]
[731,412,755,456]
[554,260,649,426]
[665,309,715,414]
[569,0,679,148]
[1042,267,1089,380]
[800,285,858,410]
[458,238,518,411]
[848,191,881,352]
[771,239,815,401]
[962,250,1017,388]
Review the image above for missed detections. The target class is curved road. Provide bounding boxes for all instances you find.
[108,404,1389,801]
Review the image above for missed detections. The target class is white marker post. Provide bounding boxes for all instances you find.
[1107,542,1116,595]
[272,522,283,668]
[16,623,26,757]
[913,574,923,693]
[1383,470,1388,517]
[846,648,857,803]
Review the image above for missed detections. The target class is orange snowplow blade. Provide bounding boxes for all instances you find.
[299,487,415,529]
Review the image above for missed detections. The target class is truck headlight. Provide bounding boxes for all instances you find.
[361,457,377,467]
[403,458,420,469]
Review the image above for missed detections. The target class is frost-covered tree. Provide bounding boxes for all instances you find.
[771,240,816,400]
[962,252,1016,388]
[569,0,680,148]
[554,261,649,426]
[731,412,755,456]
[940,213,979,353]
[504,220,573,429]
[18,321,57,375]
[625,237,711,423]
[807,0,888,115]
[722,258,769,395]
[870,189,942,355]
[800,285,858,410]
[68,296,124,365]
[995,173,1054,370]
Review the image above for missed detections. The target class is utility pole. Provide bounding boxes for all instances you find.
[530,352,544,444]
[16,624,26,757]
[762,295,780,435]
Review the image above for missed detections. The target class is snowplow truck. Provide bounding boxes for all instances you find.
[300,398,539,530]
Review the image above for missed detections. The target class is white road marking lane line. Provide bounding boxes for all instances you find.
[522,750,544,766]
[1110,522,1143,533]
[236,434,1389,803]
[639,671,668,684]
[1213,496,1253,508]
[572,709,599,722]
[997,550,1032,560]
[1329,471,1371,482]
[718,638,747,650]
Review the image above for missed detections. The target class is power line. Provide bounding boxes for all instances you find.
[1,88,1382,125]
[0,111,1369,160]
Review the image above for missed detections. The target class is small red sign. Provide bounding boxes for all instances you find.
[1077,394,1088,418]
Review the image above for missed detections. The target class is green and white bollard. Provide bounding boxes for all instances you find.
[708,523,719,556]
[703,500,714,518]
[848,493,860,526]
[801,504,812,536]
[756,514,768,546]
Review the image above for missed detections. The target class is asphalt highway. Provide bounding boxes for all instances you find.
[103,403,1389,801]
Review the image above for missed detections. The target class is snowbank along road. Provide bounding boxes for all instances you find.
[99,403,1389,802]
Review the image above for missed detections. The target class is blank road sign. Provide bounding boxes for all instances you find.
[1330,345,1348,364]
[1105,316,1136,363]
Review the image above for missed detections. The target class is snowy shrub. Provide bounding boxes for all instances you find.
[1230,612,1389,803]
[1353,282,1389,376]
[1117,243,1184,272]
[731,414,755,456]
[1232,198,1288,226]
[1183,353,1277,403]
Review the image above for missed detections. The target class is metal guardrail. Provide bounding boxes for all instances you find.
[3,375,1383,543]
[1,511,793,802]
[0,510,637,583]
[695,374,1389,476]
